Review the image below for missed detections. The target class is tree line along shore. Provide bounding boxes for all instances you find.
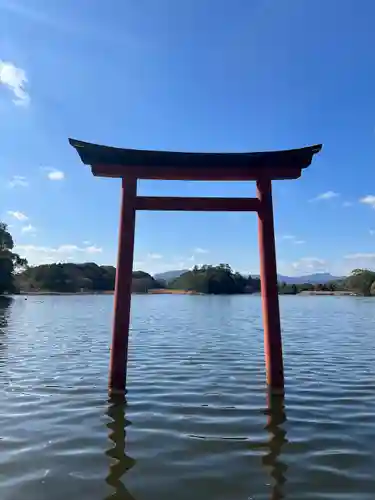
[1,222,374,296]
[9,263,375,298]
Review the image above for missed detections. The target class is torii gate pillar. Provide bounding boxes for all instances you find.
[257,177,283,391]
[69,138,322,396]
[110,177,137,394]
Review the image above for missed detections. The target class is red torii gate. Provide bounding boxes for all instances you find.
[70,139,321,395]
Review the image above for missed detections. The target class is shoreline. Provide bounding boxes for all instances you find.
[15,289,198,296]
[16,291,115,296]
[11,289,359,297]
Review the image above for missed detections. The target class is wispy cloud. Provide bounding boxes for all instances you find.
[280,234,305,245]
[15,243,103,265]
[86,245,102,254]
[342,201,353,207]
[147,253,163,260]
[0,0,132,45]
[21,224,36,233]
[291,257,327,272]
[343,253,375,271]
[7,210,28,221]
[193,247,209,254]
[0,60,30,106]
[370,230,375,236]
[43,168,65,181]
[8,175,28,188]
[360,195,375,208]
[345,252,375,260]
[310,191,340,202]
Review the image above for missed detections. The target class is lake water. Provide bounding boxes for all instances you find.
[1,294,375,499]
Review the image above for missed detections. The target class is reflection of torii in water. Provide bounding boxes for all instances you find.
[0,296,12,329]
[263,393,288,500]
[104,392,288,500]
[105,395,136,500]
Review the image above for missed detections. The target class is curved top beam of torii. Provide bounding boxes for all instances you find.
[69,138,322,181]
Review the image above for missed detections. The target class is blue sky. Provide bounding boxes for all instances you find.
[1,0,375,277]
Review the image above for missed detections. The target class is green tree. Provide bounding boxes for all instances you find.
[131,271,160,292]
[0,222,27,294]
[345,269,375,296]
[17,262,161,294]
[169,264,252,294]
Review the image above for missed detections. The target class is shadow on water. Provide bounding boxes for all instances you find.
[263,393,288,500]
[105,394,137,500]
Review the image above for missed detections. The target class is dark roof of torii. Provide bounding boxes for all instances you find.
[69,138,322,170]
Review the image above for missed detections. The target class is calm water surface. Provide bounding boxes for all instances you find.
[1,294,375,499]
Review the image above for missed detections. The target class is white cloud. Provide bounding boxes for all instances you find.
[280,234,305,244]
[7,210,28,221]
[0,60,30,106]
[43,168,65,181]
[329,252,375,274]
[86,245,102,254]
[370,230,375,236]
[21,224,36,233]
[291,257,327,273]
[53,244,102,254]
[8,175,28,188]
[342,201,353,207]
[310,191,340,202]
[194,247,209,254]
[360,195,375,208]
[15,243,103,265]
[147,253,162,260]
[343,253,375,272]
[280,252,375,277]
[131,253,196,276]
[345,253,375,260]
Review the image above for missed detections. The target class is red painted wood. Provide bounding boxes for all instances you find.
[109,176,137,394]
[257,177,284,393]
[91,164,302,181]
[135,196,260,212]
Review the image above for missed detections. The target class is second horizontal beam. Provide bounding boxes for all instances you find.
[135,196,260,211]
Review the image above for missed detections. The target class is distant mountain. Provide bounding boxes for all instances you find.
[277,273,343,284]
[154,269,342,285]
[154,269,189,282]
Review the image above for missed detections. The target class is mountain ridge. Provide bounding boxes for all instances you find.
[154,269,343,284]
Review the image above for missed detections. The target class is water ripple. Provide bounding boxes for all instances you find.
[1,294,375,499]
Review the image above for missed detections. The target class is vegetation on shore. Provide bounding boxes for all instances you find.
[17,265,165,294]
[13,263,375,297]
[169,264,259,294]
[2,222,375,296]
[0,223,27,294]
